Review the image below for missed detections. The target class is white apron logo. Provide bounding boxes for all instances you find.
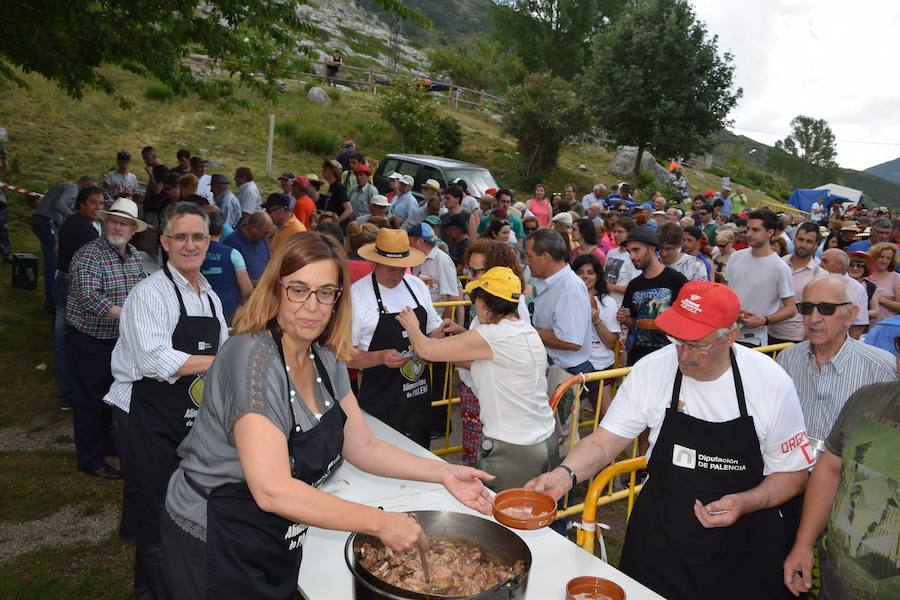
[672,444,697,469]
[284,522,308,551]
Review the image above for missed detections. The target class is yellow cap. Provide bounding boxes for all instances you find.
[463,266,521,303]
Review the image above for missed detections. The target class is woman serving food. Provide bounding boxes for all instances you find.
[160,232,493,600]
[397,266,558,491]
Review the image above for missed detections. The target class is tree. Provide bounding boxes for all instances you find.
[0,0,427,106]
[488,0,627,81]
[775,115,838,168]
[581,0,741,180]
[374,78,460,156]
[427,40,526,94]
[501,71,583,178]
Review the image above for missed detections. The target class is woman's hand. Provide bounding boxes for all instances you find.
[440,464,495,515]
[395,307,419,332]
[590,298,600,326]
[440,319,466,336]
[615,307,629,324]
[375,511,423,552]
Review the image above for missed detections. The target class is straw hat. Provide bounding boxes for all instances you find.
[96,198,148,232]
[358,228,426,267]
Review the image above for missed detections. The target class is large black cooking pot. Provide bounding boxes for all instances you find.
[345,510,532,600]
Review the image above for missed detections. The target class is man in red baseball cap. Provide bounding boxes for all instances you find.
[349,163,378,222]
[527,280,811,600]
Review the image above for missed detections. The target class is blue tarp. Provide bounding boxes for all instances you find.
[787,189,850,213]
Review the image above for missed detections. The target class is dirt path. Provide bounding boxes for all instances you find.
[0,503,120,563]
[0,414,72,452]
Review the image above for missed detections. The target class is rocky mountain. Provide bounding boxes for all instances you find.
[865,157,900,185]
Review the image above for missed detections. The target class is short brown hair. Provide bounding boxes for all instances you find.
[463,239,525,291]
[178,173,199,196]
[231,232,353,361]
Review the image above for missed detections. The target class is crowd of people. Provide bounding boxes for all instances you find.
[11,142,900,600]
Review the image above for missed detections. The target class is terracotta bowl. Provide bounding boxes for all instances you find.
[492,488,556,530]
[565,576,626,600]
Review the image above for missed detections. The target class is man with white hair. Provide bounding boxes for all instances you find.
[67,198,147,480]
[388,174,418,227]
[818,248,869,339]
[776,273,895,460]
[582,183,607,212]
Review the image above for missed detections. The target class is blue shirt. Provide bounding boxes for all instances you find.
[388,191,417,222]
[531,264,592,369]
[223,227,269,281]
[604,193,636,209]
[201,240,243,320]
[864,314,900,356]
[846,240,871,253]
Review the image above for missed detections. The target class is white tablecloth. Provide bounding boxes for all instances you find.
[297,415,665,599]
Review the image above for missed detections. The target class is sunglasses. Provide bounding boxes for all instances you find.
[796,301,852,316]
[849,262,867,269]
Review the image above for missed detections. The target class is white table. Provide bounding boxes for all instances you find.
[298,415,664,599]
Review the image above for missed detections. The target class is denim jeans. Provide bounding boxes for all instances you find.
[52,274,72,408]
[30,214,57,306]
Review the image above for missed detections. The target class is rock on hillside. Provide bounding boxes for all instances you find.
[298,0,429,73]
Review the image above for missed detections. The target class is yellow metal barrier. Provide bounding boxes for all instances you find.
[428,300,473,455]
[578,457,647,555]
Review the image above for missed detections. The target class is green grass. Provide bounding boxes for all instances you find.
[0,534,132,600]
[144,82,174,102]
[0,450,122,523]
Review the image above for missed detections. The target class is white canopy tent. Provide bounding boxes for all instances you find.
[813,183,863,206]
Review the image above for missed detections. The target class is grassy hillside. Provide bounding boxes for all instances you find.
[0,67,792,217]
[357,0,493,47]
[865,156,900,185]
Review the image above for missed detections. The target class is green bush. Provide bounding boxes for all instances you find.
[304,80,318,93]
[636,169,656,190]
[144,82,174,101]
[373,78,446,154]
[277,121,337,155]
[434,116,462,158]
[326,88,341,102]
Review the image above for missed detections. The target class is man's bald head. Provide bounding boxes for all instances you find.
[820,248,850,275]
[245,211,275,242]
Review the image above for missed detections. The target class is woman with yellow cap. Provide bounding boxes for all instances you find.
[397,266,558,491]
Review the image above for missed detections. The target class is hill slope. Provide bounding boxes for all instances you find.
[865,156,900,185]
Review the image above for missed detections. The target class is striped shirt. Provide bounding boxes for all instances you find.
[532,264,592,369]
[775,336,897,440]
[104,267,229,412]
[66,237,144,339]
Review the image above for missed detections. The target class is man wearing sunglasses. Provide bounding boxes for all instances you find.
[784,334,899,600]
[106,201,230,599]
[527,281,811,599]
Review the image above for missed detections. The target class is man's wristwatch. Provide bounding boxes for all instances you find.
[764,315,770,326]
[558,464,577,488]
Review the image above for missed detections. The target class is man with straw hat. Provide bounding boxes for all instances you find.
[348,228,444,447]
[66,197,147,480]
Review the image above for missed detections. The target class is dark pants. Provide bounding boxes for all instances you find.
[112,406,130,473]
[30,214,57,307]
[136,539,170,600]
[160,510,204,600]
[65,325,115,471]
[52,275,72,408]
[430,361,450,436]
[0,199,10,261]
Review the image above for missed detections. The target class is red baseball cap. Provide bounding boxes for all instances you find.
[655,281,740,341]
[291,176,310,188]
[353,163,372,175]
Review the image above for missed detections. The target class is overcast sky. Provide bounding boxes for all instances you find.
[691,0,900,171]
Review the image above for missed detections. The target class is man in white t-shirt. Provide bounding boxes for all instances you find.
[526,281,811,600]
[347,228,444,447]
[603,217,641,306]
[767,222,822,345]
[724,209,797,347]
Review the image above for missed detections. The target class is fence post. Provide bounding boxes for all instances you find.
[479,90,485,112]
[368,68,374,94]
[266,113,275,177]
[448,82,454,107]
[321,62,327,86]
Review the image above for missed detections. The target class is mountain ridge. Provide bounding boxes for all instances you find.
[865,156,900,185]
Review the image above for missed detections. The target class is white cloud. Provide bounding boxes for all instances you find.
[691,0,900,171]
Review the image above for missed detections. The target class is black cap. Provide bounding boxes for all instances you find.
[445,213,468,230]
[190,156,207,167]
[277,171,295,181]
[210,174,230,186]
[116,150,131,161]
[262,193,290,210]
[625,226,658,247]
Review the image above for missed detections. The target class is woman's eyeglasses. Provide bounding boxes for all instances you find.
[849,262,867,270]
[796,301,852,316]
[279,281,342,305]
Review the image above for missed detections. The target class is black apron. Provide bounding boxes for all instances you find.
[619,349,785,600]
[186,329,346,600]
[122,265,221,542]
[357,272,431,448]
